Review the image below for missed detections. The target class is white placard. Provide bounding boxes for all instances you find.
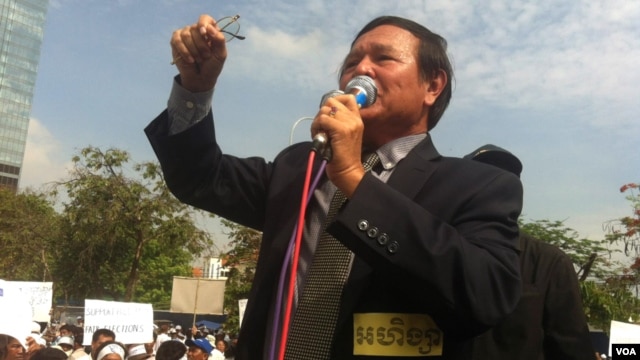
[10,281,53,322]
[83,299,154,345]
[609,320,640,355]
[0,280,32,348]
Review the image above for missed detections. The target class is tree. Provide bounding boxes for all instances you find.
[580,268,640,332]
[0,187,61,281]
[52,146,214,307]
[587,182,640,331]
[219,219,262,335]
[605,183,640,256]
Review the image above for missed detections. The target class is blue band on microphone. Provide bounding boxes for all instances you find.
[354,92,367,108]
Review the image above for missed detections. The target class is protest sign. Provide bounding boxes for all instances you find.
[0,280,32,348]
[10,281,53,322]
[83,299,153,345]
[609,320,640,357]
[170,276,225,314]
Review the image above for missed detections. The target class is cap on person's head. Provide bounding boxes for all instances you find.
[464,144,522,177]
[175,325,182,330]
[126,344,151,360]
[185,338,213,355]
[57,336,74,347]
[31,322,41,333]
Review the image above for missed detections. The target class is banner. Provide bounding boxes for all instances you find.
[10,281,53,322]
[0,280,32,347]
[83,299,153,345]
[170,277,226,315]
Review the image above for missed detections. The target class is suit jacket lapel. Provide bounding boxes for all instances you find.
[386,134,441,198]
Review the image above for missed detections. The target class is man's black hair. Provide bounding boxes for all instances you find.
[156,341,187,360]
[91,328,116,343]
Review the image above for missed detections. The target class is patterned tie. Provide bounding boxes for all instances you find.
[284,152,380,360]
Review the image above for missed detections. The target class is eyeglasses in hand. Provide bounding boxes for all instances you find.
[217,14,245,42]
[170,14,245,65]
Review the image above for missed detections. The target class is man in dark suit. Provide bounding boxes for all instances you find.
[146,15,523,359]
[466,145,596,359]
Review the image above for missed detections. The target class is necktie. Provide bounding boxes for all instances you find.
[284,152,380,360]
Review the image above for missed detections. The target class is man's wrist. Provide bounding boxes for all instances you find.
[167,75,214,134]
[178,74,216,93]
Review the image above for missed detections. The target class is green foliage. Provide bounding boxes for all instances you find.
[130,237,193,308]
[580,278,640,333]
[0,147,215,310]
[0,188,61,281]
[51,146,213,307]
[219,219,262,335]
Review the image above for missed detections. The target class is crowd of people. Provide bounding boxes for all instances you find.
[0,320,236,360]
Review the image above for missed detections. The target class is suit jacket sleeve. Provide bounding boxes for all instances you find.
[144,110,273,230]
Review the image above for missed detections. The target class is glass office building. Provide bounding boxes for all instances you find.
[0,0,49,191]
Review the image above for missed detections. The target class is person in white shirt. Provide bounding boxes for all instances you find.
[153,325,171,354]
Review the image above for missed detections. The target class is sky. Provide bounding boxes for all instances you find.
[20,0,640,249]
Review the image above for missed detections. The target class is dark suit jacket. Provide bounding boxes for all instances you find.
[472,234,596,359]
[145,111,523,359]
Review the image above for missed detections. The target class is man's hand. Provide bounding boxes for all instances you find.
[171,14,227,93]
[311,95,367,197]
[25,336,44,355]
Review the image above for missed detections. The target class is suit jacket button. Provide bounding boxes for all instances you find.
[387,241,399,254]
[357,219,369,231]
[366,227,379,238]
[377,233,389,246]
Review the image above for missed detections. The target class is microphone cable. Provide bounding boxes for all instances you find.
[268,75,375,359]
[267,146,329,360]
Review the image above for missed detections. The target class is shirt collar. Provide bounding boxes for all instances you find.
[375,133,427,172]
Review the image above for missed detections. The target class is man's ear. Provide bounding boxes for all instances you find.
[423,69,447,106]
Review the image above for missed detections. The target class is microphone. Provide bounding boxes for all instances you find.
[313,75,378,153]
